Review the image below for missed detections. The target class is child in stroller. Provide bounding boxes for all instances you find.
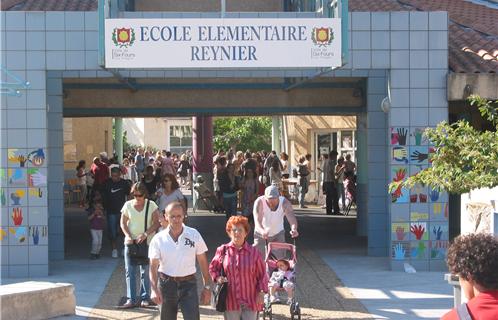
[268,259,295,305]
[193,175,223,213]
[263,241,301,319]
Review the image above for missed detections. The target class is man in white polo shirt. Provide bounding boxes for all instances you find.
[149,201,211,320]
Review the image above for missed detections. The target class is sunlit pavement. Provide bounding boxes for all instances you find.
[6,202,452,319]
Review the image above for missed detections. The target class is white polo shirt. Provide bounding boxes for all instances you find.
[148,224,208,277]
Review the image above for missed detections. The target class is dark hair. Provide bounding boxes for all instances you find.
[76,160,85,171]
[165,151,171,157]
[217,156,227,167]
[162,173,180,190]
[110,167,121,174]
[446,233,498,290]
[280,152,288,161]
[271,158,281,170]
[305,153,311,160]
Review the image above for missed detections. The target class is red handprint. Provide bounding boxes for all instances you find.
[410,224,425,240]
[393,168,406,182]
[12,208,23,226]
[395,226,406,240]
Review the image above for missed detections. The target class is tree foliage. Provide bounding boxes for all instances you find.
[389,95,498,195]
[213,117,272,152]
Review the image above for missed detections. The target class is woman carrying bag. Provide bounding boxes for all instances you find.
[209,216,268,320]
[119,182,161,309]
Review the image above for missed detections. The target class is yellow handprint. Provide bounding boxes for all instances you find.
[0,228,7,241]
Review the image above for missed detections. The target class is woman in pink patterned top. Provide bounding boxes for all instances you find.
[209,216,268,320]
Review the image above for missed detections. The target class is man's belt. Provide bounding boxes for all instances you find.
[159,273,196,282]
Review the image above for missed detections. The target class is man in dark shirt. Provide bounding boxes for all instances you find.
[101,167,131,258]
[240,152,257,177]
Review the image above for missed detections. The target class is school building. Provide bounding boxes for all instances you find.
[1,0,497,279]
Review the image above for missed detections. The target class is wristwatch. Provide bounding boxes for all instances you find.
[204,285,211,290]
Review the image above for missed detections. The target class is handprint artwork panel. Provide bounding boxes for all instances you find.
[411,241,428,259]
[429,223,448,241]
[391,166,409,203]
[429,240,449,259]
[9,207,27,227]
[410,222,428,240]
[391,223,409,241]
[27,168,47,187]
[8,188,27,206]
[8,168,27,187]
[430,202,449,221]
[392,241,410,260]
[8,226,28,245]
[409,146,429,164]
[28,226,48,245]
[391,127,409,146]
[7,149,28,168]
[28,187,47,206]
[410,127,428,146]
[391,146,409,164]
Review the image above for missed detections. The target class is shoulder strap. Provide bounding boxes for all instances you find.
[456,303,472,320]
[144,199,150,232]
[220,245,227,276]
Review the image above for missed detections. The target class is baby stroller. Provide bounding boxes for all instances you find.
[192,176,223,213]
[344,174,357,216]
[262,241,301,320]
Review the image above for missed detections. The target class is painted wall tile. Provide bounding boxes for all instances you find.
[429,223,448,241]
[7,226,28,245]
[28,225,48,245]
[8,206,27,227]
[391,166,409,203]
[391,203,410,222]
[410,127,428,146]
[430,202,449,221]
[390,127,409,146]
[410,222,428,240]
[392,241,410,260]
[27,187,46,206]
[429,240,448,259]
[0,226,9,245]
[409,146,429,164]
[7,149,28,168]
[411,241,428,259]
[27,167,47,187]
[391,146,409,164]
[25,148,46,168]
[7,168,27,186]
[7,188,27,206]
[410,211,429,222]
[392,222,409,241]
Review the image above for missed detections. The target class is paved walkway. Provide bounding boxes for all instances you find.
[3,203,454,319]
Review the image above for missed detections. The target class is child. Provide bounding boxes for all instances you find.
[268,259,295,305]
[88,201,105,259]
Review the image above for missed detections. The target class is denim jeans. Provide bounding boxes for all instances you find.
[124,245,150,303]
[159,277,199,320]
[298,178,309,207]
[106,213,119,240]
[223,193,237,220]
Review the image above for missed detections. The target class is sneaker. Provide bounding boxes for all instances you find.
[112,249,118,258]
[140,299,156,308]
[299,205,308,209]
[118,299,136,309]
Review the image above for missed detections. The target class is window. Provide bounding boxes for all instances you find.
[169,125,192,152]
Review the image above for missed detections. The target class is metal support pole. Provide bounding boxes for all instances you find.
[271,116,281,154]
[356,114,368,236]
[221,0,226,17]
[115,117,123,163]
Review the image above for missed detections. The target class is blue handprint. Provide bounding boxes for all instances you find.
[32,226,39,245]
[394,243,406,260]
[433,226,443,240]
[429,189,439,202]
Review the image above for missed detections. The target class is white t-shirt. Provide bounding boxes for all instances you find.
[157,188,184,213]
[148,225,208,276]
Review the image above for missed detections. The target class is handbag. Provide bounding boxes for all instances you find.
[211,245,228,312]
[126,199,150,265]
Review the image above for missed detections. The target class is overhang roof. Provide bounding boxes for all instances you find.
[2,0,497,73]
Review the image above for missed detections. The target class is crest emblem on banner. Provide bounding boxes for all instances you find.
[112,27,136,48]
[312,27,334,46]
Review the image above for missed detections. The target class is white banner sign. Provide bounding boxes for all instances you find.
[105,18,341,68]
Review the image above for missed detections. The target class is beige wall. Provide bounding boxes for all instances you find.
[144,118,168,150]
[63,117,113,170]
[135,0,282,12]
[285,115,356,167]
